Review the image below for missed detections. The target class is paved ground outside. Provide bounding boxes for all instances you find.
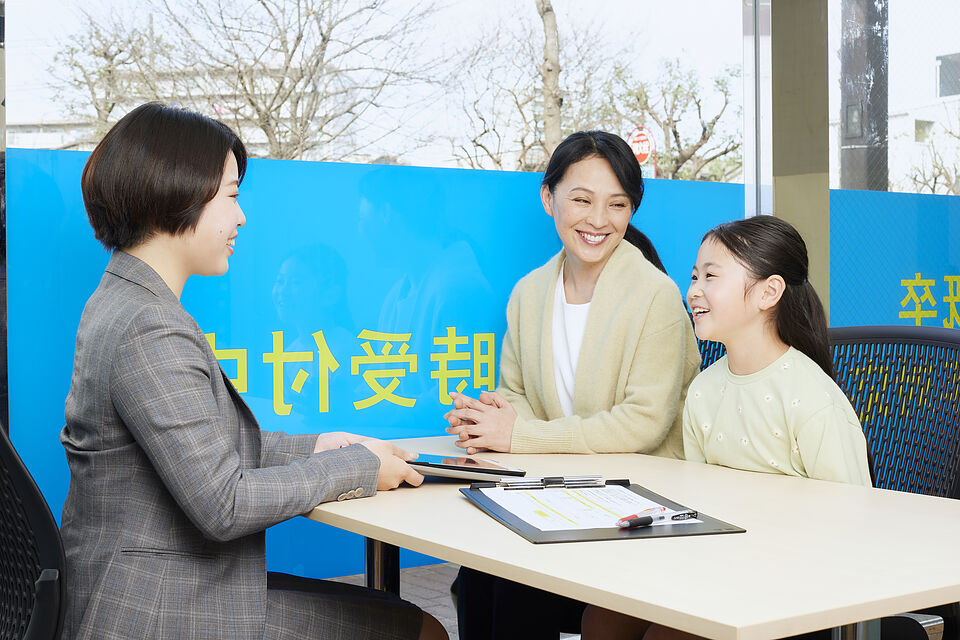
[330,562,581,639]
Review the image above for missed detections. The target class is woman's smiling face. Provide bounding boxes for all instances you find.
[541,155,633,273]
[180,153,245,277]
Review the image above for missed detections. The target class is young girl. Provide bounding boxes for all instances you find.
[581,215,871,640]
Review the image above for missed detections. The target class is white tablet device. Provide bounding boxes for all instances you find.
[409,453,526,481]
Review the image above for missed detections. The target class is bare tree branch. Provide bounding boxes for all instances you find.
[51,0,440,160]
[600,59,742,181]
[535,0,562,158]
[907,105,960,196]
[444,9,624,172]
[909,142,960,195]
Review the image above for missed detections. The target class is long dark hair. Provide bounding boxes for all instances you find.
[541,130,666,274]
[704,216,833,377]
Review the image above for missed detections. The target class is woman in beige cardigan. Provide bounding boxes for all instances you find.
[444,131,700,640]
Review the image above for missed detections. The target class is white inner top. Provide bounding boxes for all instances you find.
[552,265,592,417]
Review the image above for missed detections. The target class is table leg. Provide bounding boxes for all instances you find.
[365,537,401,595]
[831,619,881,639]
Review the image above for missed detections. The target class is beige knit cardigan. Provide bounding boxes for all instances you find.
[501,240,701,456]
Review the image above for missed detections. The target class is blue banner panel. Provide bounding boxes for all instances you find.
[7,148,742,578]
[639,180,745,284]
[831,189,960,328]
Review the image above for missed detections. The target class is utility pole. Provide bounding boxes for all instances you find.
[840,0,889,190]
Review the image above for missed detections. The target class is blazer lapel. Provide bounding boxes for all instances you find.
[108,251,264,458]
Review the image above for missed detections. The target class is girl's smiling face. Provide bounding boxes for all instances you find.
[687,237,764,344]
[541,155,633,273]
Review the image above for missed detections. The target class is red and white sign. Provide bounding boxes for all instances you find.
[629,128,654,164]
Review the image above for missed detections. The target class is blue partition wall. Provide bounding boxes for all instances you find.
[830,189,960,328]
[6,148,743,578]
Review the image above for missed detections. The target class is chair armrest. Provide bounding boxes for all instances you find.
[882,612,944,640]
[24,568,60,640]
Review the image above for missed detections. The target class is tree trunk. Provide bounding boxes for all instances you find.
[536,0,562,158]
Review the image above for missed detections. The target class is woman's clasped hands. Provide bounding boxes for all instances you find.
[443,391,517,454]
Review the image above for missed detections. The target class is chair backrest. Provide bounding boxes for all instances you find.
[830,325,960,498]
[697,340,726,371]
[0,426,66,640]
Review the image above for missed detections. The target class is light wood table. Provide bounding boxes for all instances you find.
[307,436,960,639]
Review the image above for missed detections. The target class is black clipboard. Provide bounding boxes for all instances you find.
[460,478,745,544]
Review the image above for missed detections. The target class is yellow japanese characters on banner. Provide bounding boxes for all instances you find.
[208,324,499,415]
[899,273,960,327]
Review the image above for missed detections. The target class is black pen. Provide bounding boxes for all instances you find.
[617,509,697,529]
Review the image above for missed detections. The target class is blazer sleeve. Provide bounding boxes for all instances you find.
[260,431,318,467]
[110,303,379,543]
[510,288,699,454]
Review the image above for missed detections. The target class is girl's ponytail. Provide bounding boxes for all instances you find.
[776,281,833,378]
[705,216,833,378]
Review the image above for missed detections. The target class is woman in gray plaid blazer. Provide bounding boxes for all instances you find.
[60,103,448,640]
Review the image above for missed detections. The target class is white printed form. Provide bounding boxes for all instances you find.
[480,485,702,531]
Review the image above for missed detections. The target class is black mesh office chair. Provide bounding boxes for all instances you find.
[831,325,960,498]
[0,426,66,640]
[830,325,960,640]
[697,339,726,371]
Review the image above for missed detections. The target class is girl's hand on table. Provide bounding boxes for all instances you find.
[444,391,516,454]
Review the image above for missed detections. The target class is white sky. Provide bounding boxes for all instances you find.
[6,0,958,166]
[826,0,960,115]
[4,0,744,123]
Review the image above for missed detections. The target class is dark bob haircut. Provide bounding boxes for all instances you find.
[541,130,666,274]
[82,102,247,251]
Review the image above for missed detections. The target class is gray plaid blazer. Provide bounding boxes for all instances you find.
[60,251,379,640]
